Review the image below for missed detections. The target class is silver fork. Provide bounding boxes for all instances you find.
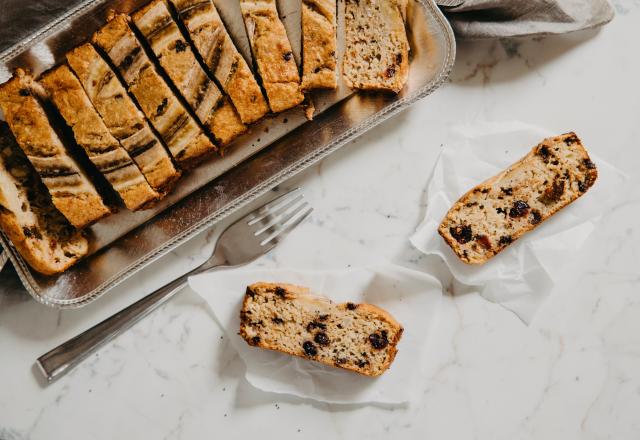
[37,188,312,384]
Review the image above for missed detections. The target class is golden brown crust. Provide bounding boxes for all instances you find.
[240,282,403,377]
[0,69,111,228]
[240,0,304,112]
[438,133,598,264]
[301,0,337,90]
[208,98,248,146]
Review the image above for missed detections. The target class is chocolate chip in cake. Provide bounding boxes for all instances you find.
[384,66,396,78]
[450,225,473,244]
[303,341,317,356]
[155,98,168,117]
[314,332,330,346]
[501,187,513,196]
[475,234,491,250]
[251,336,261,345]
[509,200,530,218]
[274,286,286,298]
[307,321,326,332]
[530,210,542,225]
[174,40,188,52]
[498,235,513,246]
[369,331,389,349]
[583,158,596,169]
[283,51,293,61]
[272,317,284,324]
[564,134,579,145]
[346,303,357,311]
[538,179,565,205]
[245,286,256,298]
[18,88,30,96]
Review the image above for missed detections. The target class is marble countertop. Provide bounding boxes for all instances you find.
[1,2,640,439]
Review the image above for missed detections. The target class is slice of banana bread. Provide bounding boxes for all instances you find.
[240,282,403,377]
[169,0,269,124]
[240,0,305,113]
[40,65,159,211]
[301,0,337,90]
[343,0,409,93]
[66,43,180,193]
[93,13,216,168]
[439,133,598,264]
[0,69,111,229]
[131,0,246,146]
[0,122,88,275]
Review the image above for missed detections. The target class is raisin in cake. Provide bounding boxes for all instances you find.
[439,132,598,264]
[240,282,403,377]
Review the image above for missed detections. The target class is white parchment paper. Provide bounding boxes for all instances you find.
[189,264,442,404]
[410,121,627,323]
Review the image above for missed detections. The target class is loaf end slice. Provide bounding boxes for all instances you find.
[240,282,403,377]
[438,133,598,264]
[0,123,88,275]
[343,0,409,93]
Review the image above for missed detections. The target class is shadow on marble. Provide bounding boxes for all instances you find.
[451,29,602,86]
[233,375,408,412]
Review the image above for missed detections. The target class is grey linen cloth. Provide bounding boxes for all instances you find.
[442,0,615,39]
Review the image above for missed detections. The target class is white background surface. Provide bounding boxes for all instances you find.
[1,2,640,438]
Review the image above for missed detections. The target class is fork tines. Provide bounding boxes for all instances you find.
[247,188,313,246]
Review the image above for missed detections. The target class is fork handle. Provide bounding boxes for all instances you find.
[37,270,196,383]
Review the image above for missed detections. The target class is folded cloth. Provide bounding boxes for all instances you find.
[442,0,615,39]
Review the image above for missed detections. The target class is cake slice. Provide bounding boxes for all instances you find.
[343,0,409,93]
[240,282,403,377]
[301,0,337,90]
[439,133,598,264]
[0,122,89,275]
[169,0,269,124]
[240,0,304,113]
[66,43,180,192]
[40,65,159,211]
[0,69,111,229]
[92,13,216,168]
[132,0,246,146]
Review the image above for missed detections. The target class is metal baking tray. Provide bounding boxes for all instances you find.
[0,0,455,308]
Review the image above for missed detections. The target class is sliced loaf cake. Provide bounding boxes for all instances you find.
[0,69,111,228]
[132,0,246,146]
[66,43,181,192]
[92,13,216,168]
[169,0,269,124]
[240,282,403,377]
[40,65,159,211]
